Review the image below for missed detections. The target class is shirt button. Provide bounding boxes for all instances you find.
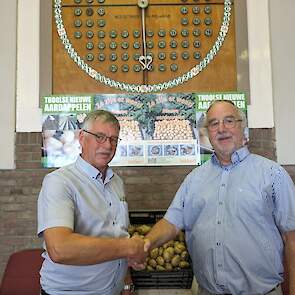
[217,242,221,246]
[109,202,112,206]
[113,221,115,225]
[219,201,223,205]
[217,221,221,224]
[221,183,225,187]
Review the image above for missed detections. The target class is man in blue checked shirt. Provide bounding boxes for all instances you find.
[38,110,144,295]
[143,100,295,295]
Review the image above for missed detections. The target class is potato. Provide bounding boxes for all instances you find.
[179,261,190,268]
[146,265,154,271]
[171,255,181,267]
[174,243,186,254]
[164,263,173,271]
[128,225,136,235]
[166,246,175,256]
[163,250,172,262]
[150,248,159,259]
[137,224,151,235]
[148,258,157,268]
[163,240,174,248]
[177,231,185,242]
[156,265,166,271]
[180,250,189,261]
[156,256,165,266]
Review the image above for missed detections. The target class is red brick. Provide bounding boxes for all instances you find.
[0,128,294,282]
[15,144,41,153]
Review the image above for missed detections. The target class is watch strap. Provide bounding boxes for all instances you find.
[123,283,135,292]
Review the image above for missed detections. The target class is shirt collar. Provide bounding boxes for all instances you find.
[76,155,114,183]
[211,145,250,168]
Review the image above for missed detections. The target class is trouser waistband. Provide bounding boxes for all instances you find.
[41,289,50,295]
[198,284,281,295]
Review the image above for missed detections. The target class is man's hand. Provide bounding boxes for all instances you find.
[126,235,147,263]
[127,238,151,270]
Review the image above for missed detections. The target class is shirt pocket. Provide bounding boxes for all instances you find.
[232,187,268,224]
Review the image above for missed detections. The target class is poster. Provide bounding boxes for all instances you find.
[95,93,200,166]
[41,93,200,167]
[194,92,248,163]
[41,92,247,168]
[41,95,93,168]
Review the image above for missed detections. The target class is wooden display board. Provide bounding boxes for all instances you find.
[52,0,236,94]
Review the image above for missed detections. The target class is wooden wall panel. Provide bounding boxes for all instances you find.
[53,0,236,94]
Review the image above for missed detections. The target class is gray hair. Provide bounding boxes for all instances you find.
[82,109,120,131]
[203,99,247,129]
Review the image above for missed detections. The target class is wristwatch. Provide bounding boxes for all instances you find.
[123,283,135,292]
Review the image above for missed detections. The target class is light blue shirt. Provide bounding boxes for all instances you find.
[165,146,295,295]
[38,156,129,295]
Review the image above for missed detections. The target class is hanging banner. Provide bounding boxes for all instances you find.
[41,92,247,168]
[41,93,200,167]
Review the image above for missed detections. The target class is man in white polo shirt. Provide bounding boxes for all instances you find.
[38,110,145,295]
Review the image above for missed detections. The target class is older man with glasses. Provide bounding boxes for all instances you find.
[38,109,144,295]
[142,100,295,295]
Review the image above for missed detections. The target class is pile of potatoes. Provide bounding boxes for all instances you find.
[119,120,142,141]
[153,119,193,140]
[128,224,190,271]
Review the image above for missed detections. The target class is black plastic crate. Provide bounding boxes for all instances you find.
[129,210,194,289]
[129,210,166,225]
[131,268,193,289]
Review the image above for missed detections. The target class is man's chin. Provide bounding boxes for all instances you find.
[216,146,235,157]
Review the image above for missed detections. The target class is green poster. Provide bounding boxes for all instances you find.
[41,95,94,168]
[194,92,248,163]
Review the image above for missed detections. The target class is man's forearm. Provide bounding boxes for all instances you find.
[44,227,145,265]
[145,218,179,250]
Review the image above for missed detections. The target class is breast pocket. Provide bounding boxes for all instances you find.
[233,187,267,224]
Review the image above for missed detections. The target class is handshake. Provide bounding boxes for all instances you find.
[124,219,185,271]
[126,235,151,270]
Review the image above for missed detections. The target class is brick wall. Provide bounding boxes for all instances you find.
[0,128,294,281]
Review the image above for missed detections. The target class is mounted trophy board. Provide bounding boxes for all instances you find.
[52,0,236,94]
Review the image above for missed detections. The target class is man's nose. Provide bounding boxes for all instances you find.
[217,120,226,132]
[102,137,113,147]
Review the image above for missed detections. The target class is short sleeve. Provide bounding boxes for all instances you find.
[37,173,75,237]
[272,166,295,233]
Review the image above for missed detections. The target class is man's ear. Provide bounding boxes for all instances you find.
[78,129,84,145]
[243,127,249,145]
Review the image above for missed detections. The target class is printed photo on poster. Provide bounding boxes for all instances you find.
[41,95,93,168]
[94,93,200,166]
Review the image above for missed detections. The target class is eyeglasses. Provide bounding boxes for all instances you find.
[82,130,121,145]
[207,116,242,131]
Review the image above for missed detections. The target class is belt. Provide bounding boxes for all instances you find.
[217,284,280,295]
[41,289,50,295]
[266,284,280,294]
